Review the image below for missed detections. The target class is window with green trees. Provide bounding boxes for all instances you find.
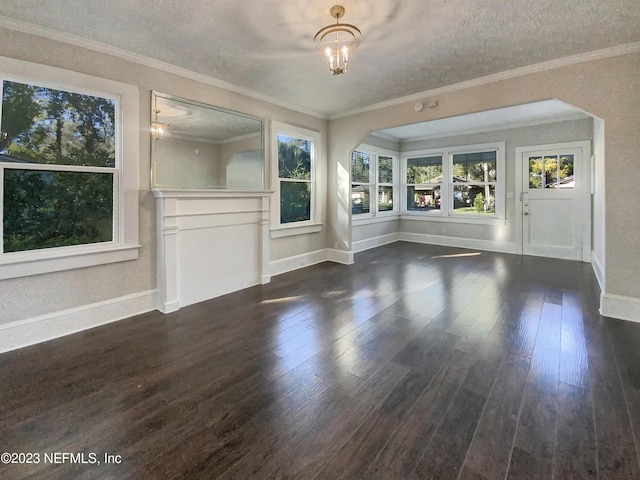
[406,155,442,212]
[377,156,394,212]
[1,80,117,253]
[451,151,497,215]
[351,151,371,215]
[351,149,397,217]
[402,144,503,219]
[278,134,312,224]
[529,154,574,189]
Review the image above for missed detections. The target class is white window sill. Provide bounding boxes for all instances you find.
[270,223,323,238]
[401,213,505,226]
[0,244,141,280]
[353,214,400,226]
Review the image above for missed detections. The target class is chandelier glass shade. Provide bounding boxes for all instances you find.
[314,5,362,75]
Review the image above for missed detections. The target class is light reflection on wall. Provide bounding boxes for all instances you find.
[337,162,351,250]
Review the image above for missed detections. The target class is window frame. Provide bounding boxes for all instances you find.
[0,57,140,280]
[351,146,398,223]
[351,150,373,217]
[376,154,396,214]
[270,122,322,237]
[401,142,505,222]
[404,153,444,216]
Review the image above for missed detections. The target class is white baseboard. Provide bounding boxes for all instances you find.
[269,249,332,277]
[399,232,518,255]
[0,289,158,354]
[269,248,355,277]
[591,251,605,292]
[600,292,640,323]
[352,233,401,253]
[270,232,516,279]
[159,299,180,314]
[327,248,354,265]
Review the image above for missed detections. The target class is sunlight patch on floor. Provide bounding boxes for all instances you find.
[432,252,482,259]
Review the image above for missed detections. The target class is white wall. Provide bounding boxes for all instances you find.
[220,133,263,189]
[154,137,221,188]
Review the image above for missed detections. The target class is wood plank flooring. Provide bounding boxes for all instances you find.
[1,242,640,479]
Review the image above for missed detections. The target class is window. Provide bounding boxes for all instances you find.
[1,80,117,253]
[529,154,574,189]
[451,151,497,215]
[351,151,371,215]
[402,143,504,220]
[351,148,397,218]
[0,57,139,280]
[406,155,442,213]
[271,122,321,235]
[278,134,312,223]
[377,156,394,212]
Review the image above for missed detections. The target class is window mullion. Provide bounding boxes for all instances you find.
[443,154,452,216]
[0,163,117,174]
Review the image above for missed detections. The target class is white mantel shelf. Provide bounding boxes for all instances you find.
[154,188,272,313]
[152,188,274,199]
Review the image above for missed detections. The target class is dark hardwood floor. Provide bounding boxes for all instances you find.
[2,242,640,479]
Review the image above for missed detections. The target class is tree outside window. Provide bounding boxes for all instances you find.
[451,151,496,215]
[406,156,442,212]
[351,151,371,215]
[278,134,312,224]
[1,80,117,253]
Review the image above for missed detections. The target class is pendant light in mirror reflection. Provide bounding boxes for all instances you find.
[151,109,168,140]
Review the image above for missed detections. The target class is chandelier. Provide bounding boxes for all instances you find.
[314,5,362,75]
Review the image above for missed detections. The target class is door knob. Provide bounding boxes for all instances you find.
[524,212,529,215]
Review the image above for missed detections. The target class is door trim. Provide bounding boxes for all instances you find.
[515,140,592,262]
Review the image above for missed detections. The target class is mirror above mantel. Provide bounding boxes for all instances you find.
[151,91,265,190]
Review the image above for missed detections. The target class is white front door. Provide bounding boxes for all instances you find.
[520,144,588,261]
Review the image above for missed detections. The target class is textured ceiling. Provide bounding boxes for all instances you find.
[0,0,639,117]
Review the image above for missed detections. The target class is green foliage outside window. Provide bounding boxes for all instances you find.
[473,192,485,212]
[3,170,113,252]
[351,151,370,183]
[529,155,574,189]
[378,156,393,184]
[406,156,442,184]
[1,80,116,253]
[452,152,497,182]
[278,134,312,223]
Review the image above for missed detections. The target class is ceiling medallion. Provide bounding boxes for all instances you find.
[314,5,362,75]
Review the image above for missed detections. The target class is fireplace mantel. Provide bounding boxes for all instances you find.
[153,189,273,313]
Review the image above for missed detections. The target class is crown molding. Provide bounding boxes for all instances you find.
[0,16,328,120]
[329,41,640,120]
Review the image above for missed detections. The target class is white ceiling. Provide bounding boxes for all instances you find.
[0,0,639,117]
